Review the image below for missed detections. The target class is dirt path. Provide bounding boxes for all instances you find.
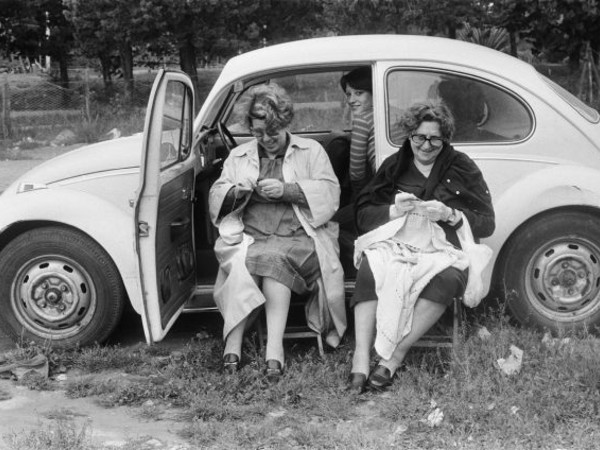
[0,315,204,449]
[0,378,191,449]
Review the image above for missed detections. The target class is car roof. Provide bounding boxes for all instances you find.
[217,34,537,87]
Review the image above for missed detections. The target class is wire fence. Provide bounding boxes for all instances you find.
[0,67,223,147]
[0,71,156,145]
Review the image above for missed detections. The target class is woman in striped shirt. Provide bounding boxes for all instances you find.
[341,66,375,195]
[330,67,375,278]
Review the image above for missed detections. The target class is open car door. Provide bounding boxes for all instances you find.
[135,70,197,343]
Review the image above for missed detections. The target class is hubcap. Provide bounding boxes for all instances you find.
[11,255,97,340]
[526,238,600,321]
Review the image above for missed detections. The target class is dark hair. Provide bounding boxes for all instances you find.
[244,83,294,133]
[340,66,372,93]
[397,100,455,141]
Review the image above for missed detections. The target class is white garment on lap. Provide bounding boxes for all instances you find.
[355,213,468,360]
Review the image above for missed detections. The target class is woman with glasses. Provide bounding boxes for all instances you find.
[347,100,495,393]
[209,83,346,380]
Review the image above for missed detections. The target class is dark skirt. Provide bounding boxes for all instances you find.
[246,234,320,295]
[350,257,467,308]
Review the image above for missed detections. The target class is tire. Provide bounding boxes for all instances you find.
[500,211,600,333]
[0,226,126,348]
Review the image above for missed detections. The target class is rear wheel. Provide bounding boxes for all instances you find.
[0,227,126,348]
[501,211,600,333]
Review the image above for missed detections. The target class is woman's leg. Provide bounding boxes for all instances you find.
[222,276,262,359]
[351,300,377,376]
[379,297,447,374]
[262,277,292,364]
[223,317,248,358]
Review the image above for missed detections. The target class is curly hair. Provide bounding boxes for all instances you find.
[244,83,294,133]
[397,100,455,141]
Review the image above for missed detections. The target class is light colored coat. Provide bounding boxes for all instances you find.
[208,134,346,347]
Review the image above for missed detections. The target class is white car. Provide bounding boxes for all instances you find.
[1,34,600,348]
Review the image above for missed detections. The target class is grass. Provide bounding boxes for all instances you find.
[5,308,600,449]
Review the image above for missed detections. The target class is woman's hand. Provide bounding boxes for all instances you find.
[390,192,418,219]
[421,200,453,222]
[232,183,253,199]
[257,178,284,200]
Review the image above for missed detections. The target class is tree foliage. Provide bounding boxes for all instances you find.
[488,0,600,68]
[2,0,600,88]
[65,0,139,97]
[457,23,509,52]
[38,0,74,84]
[0,0,39,61]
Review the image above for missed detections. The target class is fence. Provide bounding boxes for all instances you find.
[0,70,155,145]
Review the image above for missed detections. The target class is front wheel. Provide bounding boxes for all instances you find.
[0,227,126,348]
[500,211,600,333]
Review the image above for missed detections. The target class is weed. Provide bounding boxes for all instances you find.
[3,419,97,450]
[136,402,164,421]
[16,372,53,391]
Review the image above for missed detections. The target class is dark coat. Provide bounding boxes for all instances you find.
[355,140,495,243]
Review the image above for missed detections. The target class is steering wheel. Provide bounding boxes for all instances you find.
[216,122,237,152]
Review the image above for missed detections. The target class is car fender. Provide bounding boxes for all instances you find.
[484,164,600,288]
[0,188,143,314]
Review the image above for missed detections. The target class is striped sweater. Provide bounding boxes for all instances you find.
[349,110,375,195]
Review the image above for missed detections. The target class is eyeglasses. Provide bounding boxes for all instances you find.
[410,134,445,148]
[250,128,282,141]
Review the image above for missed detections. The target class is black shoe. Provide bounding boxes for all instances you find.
[265,359,283,381]
[347,372,367,394]
[223,353,240,374]
[367,365,394,391]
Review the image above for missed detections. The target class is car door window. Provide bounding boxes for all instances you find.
[386,70,533,144]
[225,71,350,134]
[160,81,193,169]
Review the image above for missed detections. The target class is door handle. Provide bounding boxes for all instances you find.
[170,217,191,240]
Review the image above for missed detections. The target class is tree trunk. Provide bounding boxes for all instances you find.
[58,52,69,87]
[100,53,112,87]
[447,22,456,39]
[179,39,201,107]
[509,31,517,57]
[119,42,135,104]
[568,43,582,73]
[57,50,70,107]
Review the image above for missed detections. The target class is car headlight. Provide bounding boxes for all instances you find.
[16,182,48,193]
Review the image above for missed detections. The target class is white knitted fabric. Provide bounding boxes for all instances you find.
[354,212,468,360]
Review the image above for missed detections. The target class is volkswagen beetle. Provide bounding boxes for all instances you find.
[1,34,600,348]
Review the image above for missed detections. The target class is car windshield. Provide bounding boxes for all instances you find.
[541,74,600,123]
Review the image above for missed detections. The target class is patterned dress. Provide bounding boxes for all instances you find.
[242,148,320,295]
